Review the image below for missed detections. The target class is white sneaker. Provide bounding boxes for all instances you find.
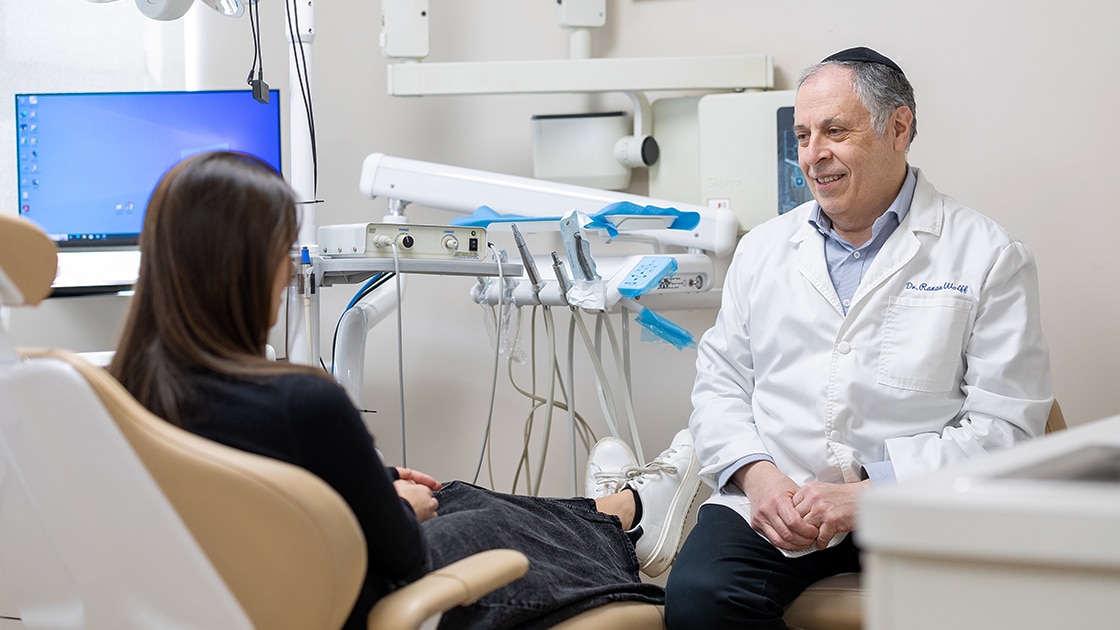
[585,436,640,499]
[626,429,700,578]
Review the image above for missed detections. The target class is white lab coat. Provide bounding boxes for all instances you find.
[691,168,1053,524]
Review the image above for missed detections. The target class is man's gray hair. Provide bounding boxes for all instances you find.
[798,60,918,148]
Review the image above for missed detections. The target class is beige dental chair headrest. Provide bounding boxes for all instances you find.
[0,214,58,307]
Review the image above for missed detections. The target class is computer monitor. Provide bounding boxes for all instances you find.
[14,89,282,294]
[776,105,814,215]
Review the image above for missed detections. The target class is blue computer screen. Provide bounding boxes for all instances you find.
[15,90,282,247]
[776,105,813,215]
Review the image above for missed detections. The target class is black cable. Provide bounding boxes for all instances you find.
[285,0,318,197]
[245,0,262,86]
[253,0,263,81]
[245,0,257,84]
[245,0,270,105]
[292,5,317,194]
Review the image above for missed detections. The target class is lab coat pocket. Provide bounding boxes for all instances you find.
[878,295,972,393]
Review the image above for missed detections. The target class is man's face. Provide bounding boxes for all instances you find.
[793,65,910,232]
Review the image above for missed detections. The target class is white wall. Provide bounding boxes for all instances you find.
[3,0,1118,497]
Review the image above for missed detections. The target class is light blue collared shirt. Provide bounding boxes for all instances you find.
[717,167,918,491]
[808,167,917,315]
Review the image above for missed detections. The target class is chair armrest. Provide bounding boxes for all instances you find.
[367,549,529,630]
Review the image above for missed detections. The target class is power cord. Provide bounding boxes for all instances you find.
[285,0,318,196]
[246,0,268,103]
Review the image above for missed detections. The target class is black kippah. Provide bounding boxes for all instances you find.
[821,47,904,75]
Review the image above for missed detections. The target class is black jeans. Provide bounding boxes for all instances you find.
[665,504,861,629]
[424,481,664,630]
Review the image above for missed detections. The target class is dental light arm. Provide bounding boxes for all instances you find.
[358,153,738,257]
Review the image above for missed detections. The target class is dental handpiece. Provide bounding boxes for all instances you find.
[551,251,573,306]
[511,223,544,296]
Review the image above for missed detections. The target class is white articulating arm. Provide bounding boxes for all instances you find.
[358,153,738,257]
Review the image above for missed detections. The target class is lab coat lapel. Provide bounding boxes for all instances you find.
[849,170,944,311]
[792,218,845,316]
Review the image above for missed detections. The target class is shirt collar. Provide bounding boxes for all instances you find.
[808,166,918,240]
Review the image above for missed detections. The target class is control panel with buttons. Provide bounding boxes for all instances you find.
[318,223,485,260]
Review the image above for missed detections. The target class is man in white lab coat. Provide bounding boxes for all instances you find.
[664,47,1053,628]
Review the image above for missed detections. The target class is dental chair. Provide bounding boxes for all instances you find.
[0,213,527,630]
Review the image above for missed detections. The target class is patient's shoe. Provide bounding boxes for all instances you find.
[585,436,640,499]
[625,429,701,578]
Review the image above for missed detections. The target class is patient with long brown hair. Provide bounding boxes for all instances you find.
[110,151,698,629]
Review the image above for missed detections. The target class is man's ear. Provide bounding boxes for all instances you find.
[892,106,914,151]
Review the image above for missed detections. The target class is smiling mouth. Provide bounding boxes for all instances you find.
[814,174,844,184]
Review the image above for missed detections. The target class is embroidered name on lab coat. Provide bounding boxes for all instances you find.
[904,281,970,295]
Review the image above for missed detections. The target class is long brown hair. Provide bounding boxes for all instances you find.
[110,151,324,425]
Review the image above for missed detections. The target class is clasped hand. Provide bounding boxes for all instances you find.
[393,467,441,522]
[735,461,868,551]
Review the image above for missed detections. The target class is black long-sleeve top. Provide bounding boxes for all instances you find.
[180,371,428,629]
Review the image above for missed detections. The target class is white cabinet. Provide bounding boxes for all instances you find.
[859,414,1120,630]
